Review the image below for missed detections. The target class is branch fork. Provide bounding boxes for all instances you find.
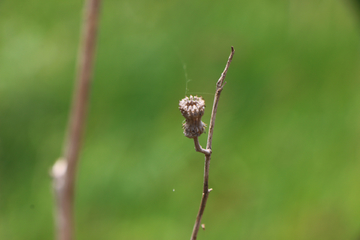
[179,47,235,240]
[193,137,211,155]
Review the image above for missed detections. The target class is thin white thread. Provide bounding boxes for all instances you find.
[182,64,213,97]
[183,64,191,96]
[175,47,214,97]
[187,92,214,96]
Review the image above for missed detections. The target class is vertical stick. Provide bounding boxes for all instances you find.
[51,1,101,240]
[190,47,235,240]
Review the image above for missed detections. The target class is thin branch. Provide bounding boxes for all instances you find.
[193,137,211,155]
[207,46,234,150]
[190,46,235,240]
[51,1,101,240]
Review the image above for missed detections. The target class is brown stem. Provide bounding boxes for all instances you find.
[51,1,101,240]
[190,46,235,240]
[193,137,211,155]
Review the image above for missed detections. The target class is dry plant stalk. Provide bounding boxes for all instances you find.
[51,1,101,240]
[179,47,235,240]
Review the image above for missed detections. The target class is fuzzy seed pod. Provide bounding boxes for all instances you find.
[179,95,206,138]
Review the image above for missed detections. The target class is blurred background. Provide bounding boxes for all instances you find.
[1,0,360,239]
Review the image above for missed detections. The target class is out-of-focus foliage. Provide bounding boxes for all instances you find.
[1,0,360,239]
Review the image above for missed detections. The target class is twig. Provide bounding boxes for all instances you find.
[193,137,211,155]
[51,1,101,240]
[190,46,235,240]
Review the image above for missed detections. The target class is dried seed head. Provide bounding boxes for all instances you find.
[179,95,206,138]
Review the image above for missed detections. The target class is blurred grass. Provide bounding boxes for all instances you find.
[2,0,360,239]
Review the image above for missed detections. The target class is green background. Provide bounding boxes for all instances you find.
[1,0,360,239]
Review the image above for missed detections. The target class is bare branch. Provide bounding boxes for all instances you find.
[193,137,211,155]
[51,1,101,240]
[190,46,235,240]
[207,46,235,150]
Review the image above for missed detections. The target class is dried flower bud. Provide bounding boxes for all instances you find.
[179,95,206,138]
